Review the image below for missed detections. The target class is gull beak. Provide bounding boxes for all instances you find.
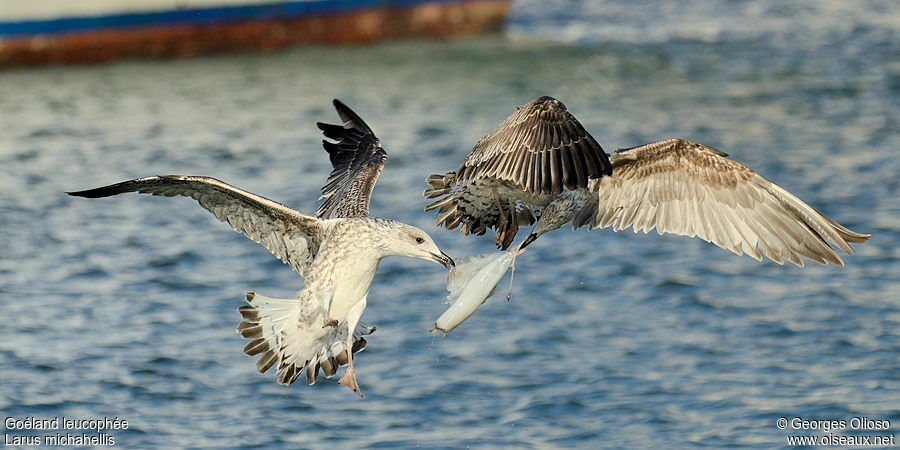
[519,233,539,250]
[431,251,455,270]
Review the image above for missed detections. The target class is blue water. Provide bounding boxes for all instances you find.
[1,1,898,447]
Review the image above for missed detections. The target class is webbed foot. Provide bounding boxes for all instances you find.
[338,366,363,397]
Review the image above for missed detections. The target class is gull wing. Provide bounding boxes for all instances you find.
[315,99,387,219]
[579,139,870,266]
[68,175,325,276]
[457,96,612,195]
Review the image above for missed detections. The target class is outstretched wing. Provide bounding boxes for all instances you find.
[578,139,870,266]
[457,96,612,195]
[315,99,387,219]
[68,175,325,276]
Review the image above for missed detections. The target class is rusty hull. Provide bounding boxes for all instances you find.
[0,0,510,67]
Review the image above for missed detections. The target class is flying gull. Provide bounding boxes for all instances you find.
[425,95,869,266]
[426,95,613,250]
[68,100,454,396]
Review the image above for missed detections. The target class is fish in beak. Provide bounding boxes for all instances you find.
[431,251,455,270]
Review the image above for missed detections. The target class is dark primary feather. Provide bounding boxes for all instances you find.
[67,175,323,275]
[456,96,613,195]
[316,99,387,219]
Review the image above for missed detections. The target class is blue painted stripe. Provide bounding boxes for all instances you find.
[0,0,463,37]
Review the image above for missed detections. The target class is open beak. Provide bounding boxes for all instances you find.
[519,233,539,250]
[431,251,455,270]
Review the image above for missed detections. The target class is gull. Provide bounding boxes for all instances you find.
[68,100,454,396]
[425,95,869,266]
[426,96,613,249]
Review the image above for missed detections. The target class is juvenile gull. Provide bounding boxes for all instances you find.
[68,100,454,396]
[426,96,869,266]
[426,95,613,249]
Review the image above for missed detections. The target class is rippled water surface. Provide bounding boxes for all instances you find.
[1,0,898,447]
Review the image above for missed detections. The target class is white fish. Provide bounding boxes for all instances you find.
[431,248,520,333]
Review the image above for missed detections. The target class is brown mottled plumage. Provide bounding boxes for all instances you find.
[426,96,613,249]
[574,138,870,266]
[67,175,324,275]
[457,96,612,195]
[426,97,869,265]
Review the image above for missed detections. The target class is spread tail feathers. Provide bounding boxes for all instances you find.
[237,292,374,386]
[424,172,467,232]
[425,172,535,249]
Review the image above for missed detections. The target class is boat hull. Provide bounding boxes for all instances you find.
[0,0,510,67]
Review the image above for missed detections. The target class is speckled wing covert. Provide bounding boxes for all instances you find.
[67,175,324,276]
[456,96,613,195]
[575,139,870,266]
[315,99,387,219]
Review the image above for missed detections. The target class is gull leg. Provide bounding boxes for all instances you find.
[493,188,507,231]
[337,332,362,397]
[493,188,516,249]
[337,299,366,397]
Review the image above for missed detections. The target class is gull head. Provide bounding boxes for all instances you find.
[379,221,454,269]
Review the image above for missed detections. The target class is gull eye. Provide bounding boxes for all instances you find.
[415,237,425,244]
